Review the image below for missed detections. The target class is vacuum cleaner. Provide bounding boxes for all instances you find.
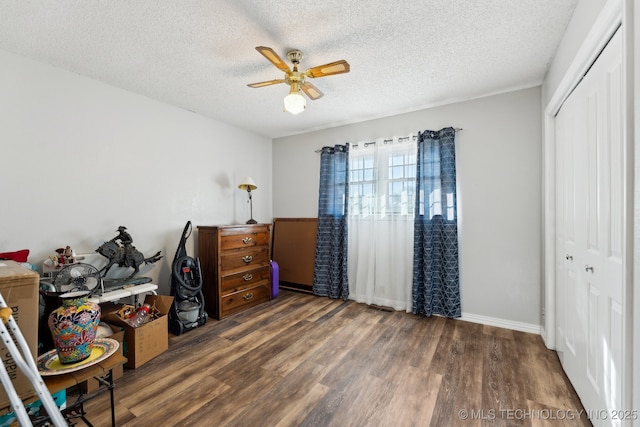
[169,221,207,335]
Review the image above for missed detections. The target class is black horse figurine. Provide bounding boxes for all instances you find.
[96,240,162,279]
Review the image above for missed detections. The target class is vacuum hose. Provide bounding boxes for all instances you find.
[172,256,202,292]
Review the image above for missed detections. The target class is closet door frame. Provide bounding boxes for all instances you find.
[543,0,634,414]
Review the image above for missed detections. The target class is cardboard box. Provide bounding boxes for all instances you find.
[0,389,66,426]
[82,323,125,393]
[103,295,173,369]
[0,261,39,411]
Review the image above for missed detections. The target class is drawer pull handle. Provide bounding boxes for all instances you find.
[242,274,253,281]
[242,255,253,263]
[242,237,253,244]
[243,292,254,301]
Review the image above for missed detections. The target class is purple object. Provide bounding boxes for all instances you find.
[270,260,279,298]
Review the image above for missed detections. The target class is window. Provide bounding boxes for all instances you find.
[388,151,416,216]
[416,147,455,220]
[348,140,416,218]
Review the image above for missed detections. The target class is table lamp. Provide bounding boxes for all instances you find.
[238,177,258,224]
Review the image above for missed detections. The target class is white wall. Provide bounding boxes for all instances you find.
[0,50,272,294]
[273,87,542,328]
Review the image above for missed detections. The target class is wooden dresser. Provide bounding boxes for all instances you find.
[197,224,271,319]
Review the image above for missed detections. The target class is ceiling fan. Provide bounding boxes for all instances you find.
[247,46,350,114]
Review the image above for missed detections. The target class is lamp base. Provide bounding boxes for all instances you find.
[246,219,257,224]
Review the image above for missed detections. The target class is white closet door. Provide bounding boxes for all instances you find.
[555,28,625,424]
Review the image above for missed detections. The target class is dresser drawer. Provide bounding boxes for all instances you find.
[220,283,270,317]
[220,227,270,251]
[220,266,270,294]
[220,246,269,272]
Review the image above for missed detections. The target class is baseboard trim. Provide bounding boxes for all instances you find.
[460,312,542,335]
[540,326,549,347]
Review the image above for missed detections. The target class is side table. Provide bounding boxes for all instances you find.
[39,352,127,427]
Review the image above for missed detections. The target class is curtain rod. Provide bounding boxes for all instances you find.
[314,128,463,152]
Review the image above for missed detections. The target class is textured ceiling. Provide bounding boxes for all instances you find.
[0,1,577,139]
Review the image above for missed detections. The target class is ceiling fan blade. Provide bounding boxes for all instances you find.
[300,82,324,100]
[304,60,350,78]
[255,46,291,73]
[247,79,286,88]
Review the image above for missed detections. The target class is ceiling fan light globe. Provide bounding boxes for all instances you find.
[284,92,306,114]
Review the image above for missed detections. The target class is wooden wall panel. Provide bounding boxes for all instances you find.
[271,218,317,292]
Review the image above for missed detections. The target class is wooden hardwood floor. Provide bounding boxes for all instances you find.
[82,290,590,426]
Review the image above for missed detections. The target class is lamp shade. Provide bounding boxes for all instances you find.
[284,91,306,115]
[238,177,257,191]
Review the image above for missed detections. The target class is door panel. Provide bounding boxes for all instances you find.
[587,282,600,390]
[608,299,623,409]
[555,28,625,425]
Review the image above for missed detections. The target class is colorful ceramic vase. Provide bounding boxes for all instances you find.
[48,291,101,364]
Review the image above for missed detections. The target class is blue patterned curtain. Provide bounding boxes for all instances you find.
[412,127,460,317]
[313,144,349,299]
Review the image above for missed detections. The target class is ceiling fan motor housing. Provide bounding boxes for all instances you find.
[286,70,303,85]
[286,50,303,65]
[285,50,304,85]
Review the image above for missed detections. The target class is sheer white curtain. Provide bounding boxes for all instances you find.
[347,135,416,311]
